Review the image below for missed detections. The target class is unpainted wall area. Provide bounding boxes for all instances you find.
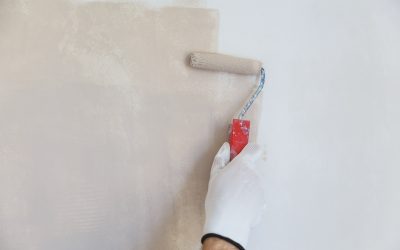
[0,1,262,250]
[207,1,400,249]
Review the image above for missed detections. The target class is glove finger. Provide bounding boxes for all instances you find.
[210,142,230,178]
[235,143,262,169]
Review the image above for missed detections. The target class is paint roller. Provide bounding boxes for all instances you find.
[189,52,266,160]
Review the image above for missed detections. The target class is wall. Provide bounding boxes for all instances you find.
[1,0,400,250]
[207,0,400,249]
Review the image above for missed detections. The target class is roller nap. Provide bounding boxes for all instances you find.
[189,52,262,75]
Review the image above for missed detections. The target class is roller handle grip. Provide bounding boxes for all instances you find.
[229,119,250,160]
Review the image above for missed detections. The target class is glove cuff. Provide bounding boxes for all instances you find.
[201,233,245,250]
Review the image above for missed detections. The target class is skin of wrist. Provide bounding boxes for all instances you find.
[202,237,239,250]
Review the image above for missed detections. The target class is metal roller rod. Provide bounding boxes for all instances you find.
[236,68,265,120]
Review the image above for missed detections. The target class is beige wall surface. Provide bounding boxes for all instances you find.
[0,1,262,249]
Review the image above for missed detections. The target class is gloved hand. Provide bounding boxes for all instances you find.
[202,142,266,250]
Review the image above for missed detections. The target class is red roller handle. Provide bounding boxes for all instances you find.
[229,119,250,160]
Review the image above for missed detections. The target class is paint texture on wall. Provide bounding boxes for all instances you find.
[0,1,261,249]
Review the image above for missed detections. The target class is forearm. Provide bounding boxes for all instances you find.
[202,237,239,250]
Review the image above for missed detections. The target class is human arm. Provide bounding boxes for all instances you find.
[202,237,239,250]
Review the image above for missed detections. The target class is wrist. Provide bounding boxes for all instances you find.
[202,236,240,250]
[203,216,250,249]
[201,233,245,250]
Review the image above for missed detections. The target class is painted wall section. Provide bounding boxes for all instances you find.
[0,1,262,249]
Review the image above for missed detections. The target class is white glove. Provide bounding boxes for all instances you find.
[202,142,266,249]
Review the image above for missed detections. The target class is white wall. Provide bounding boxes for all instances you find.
[206,0,400,249]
